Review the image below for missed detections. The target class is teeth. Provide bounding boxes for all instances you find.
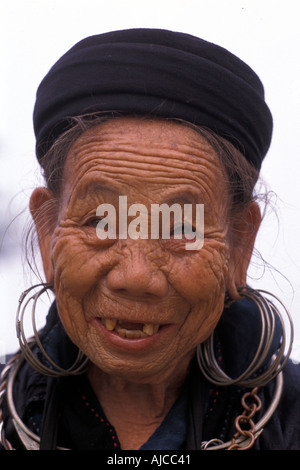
[115,327,147,339]
[101,318,160,338]
[102,318,117,331]
[143,323,159,336]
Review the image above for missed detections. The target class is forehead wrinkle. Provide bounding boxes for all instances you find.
[67,146,223,189]
[76,168,213,200]
[68,120,218,167]
[82,141,213,165]
[63,120,228,213]
[70,147,202,175]
[63,163,224,219]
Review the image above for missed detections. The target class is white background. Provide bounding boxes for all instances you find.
[0,0,299,362]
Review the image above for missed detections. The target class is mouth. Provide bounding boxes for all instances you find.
[101,318,160,339]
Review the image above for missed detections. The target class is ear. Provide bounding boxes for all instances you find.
[226,201,261,300]
[29,187,58,284]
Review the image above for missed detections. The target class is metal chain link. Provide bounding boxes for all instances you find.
[228,387,262,450]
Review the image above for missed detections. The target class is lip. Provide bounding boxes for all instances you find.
[89,317,177,352]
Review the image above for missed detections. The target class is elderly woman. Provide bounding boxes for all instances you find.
[0,28,299,451]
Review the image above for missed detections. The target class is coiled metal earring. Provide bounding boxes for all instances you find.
[16,283,89,377]
[197,286,294,388]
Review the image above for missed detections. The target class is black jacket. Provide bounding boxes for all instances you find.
[1,299,300,450]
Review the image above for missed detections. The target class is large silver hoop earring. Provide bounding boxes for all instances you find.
[197,287,294,388]
[16,283,89,377]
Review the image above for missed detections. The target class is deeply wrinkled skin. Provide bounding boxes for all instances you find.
[30,118,260,448]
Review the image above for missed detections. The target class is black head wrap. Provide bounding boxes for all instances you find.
[33,28,272,169]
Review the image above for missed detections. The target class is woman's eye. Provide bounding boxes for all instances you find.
[85,214,117,241]
[86,217,103,228]
[171,222,195,238]
[172,223,184,238]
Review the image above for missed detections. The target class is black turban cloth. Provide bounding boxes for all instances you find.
[33,28,273,169]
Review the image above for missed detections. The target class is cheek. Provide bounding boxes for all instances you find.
[170,240,229,344]
[50,227,109,343]
[51,227,108,296]
[171,240,229,302]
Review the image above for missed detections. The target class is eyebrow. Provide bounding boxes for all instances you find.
[161,188,203,206]
[76,181,120,200]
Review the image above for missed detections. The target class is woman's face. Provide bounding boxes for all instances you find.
[32,118,256,384]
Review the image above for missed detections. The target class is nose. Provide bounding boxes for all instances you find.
[105,242,168,299]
